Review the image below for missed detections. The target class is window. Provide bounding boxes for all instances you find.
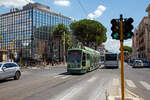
[3,63,12,68]
[11,63,18,67]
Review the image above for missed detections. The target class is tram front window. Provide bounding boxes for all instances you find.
[67,50,81,63]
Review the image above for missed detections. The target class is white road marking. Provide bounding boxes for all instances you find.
[54,75,61,78]
[87,76,97,82]
[60,87,81,100]
[61,76,70,79]
[22,71,30,75]
[112,78,119,86]
[140,81,150,91]
[126,80,136,88]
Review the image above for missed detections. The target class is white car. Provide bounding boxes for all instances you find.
[132,60,143,68]
[0,62,21,80]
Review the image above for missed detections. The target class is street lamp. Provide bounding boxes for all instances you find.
[63,31,66,64]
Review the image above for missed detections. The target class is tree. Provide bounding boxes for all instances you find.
[119,46,132,53]
[70,19,107,49]
[53,23,71,62]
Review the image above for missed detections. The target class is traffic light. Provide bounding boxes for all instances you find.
[123,18,134,39]
[111,19,120,40]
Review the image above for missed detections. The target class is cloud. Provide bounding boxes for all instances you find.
[88,5,106,19]
[0,0,34,8]
[54,0,70,7]
[104,38,132,53]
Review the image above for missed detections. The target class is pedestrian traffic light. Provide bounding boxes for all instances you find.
[111,19,120,40]
[123,18,134,40]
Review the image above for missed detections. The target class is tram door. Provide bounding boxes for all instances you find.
[82,53,86,66]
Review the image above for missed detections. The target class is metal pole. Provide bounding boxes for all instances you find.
[44,41,46,65]
[20,48,22,66]
[120,14,125,100]
[63,31,66,64]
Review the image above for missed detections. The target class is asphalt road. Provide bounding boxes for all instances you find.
[0,64,150,100]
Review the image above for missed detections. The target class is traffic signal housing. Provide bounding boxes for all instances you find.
[111,19,120,40]
[123,18,134,40]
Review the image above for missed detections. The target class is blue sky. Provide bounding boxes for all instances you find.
[0,0,149,53]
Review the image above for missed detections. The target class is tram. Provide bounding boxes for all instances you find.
[67,46,101,74]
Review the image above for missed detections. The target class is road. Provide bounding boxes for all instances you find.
[0,63,150,100]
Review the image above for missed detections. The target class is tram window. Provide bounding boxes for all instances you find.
[87,54,90,60]
[82,53,86,66]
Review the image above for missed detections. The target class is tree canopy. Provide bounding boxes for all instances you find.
[53,23,69,36]
[119,46,132,53]
[53,23,71,48]
[70,19,107,48]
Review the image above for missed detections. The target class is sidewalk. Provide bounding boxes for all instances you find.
[106,81,144,100]
[21,63,67,70]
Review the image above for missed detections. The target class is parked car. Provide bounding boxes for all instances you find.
[132,60,144,68]
[142,60,150,67]
[0,62,21,80]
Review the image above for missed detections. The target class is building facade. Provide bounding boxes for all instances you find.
[132,28,139,59]
[0,3,73,63]
[138,17,149,60]
[132,4,150,61]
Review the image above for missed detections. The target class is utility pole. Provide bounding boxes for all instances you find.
[111,15,134,100]
[120,14,125,100]
[63,31,66,64]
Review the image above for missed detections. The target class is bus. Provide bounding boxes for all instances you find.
[67,46,101,74]
[104,53,119,68]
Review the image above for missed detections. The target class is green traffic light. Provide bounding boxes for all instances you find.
[113,33,118,39]
[127,33,131,37]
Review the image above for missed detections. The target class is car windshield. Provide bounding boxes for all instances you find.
[135,61,141,64]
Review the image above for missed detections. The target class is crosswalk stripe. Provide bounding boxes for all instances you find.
[140,81,150,91]
[112,78,119,86]
[126,80,136,88]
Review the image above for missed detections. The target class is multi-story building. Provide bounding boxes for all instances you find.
[138,17,149,60]
[132,28,139,59]
[0,3,73,62]
[132,4,150,61]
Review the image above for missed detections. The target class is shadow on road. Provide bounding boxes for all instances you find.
[100,66,119,69]
[59,72,85,76]
[0,78,14,84]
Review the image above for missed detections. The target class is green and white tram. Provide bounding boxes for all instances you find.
[67,46,101,74]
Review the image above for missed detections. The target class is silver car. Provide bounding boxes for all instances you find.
[132,60,143,68]
[0,62,21,80]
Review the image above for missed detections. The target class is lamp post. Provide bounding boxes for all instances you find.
[63,31,66,64]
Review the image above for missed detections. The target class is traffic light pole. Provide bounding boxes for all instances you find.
[120,14,125,100]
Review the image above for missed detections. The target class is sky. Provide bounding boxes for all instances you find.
[0,0,149,53]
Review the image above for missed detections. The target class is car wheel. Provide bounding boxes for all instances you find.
[14,71,21,80]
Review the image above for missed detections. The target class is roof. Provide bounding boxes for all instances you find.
[0,3,72,20]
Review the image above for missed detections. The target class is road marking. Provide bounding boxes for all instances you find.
[61,76,70,79]
[112,78,119,86]
[126,80,136,88]
[54,75,61,78]
[140,81,150,91]
[60,87,80,100]
[22,71,30,75]
[87,76,97,82]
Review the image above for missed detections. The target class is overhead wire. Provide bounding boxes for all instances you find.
[76,0,88,16]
